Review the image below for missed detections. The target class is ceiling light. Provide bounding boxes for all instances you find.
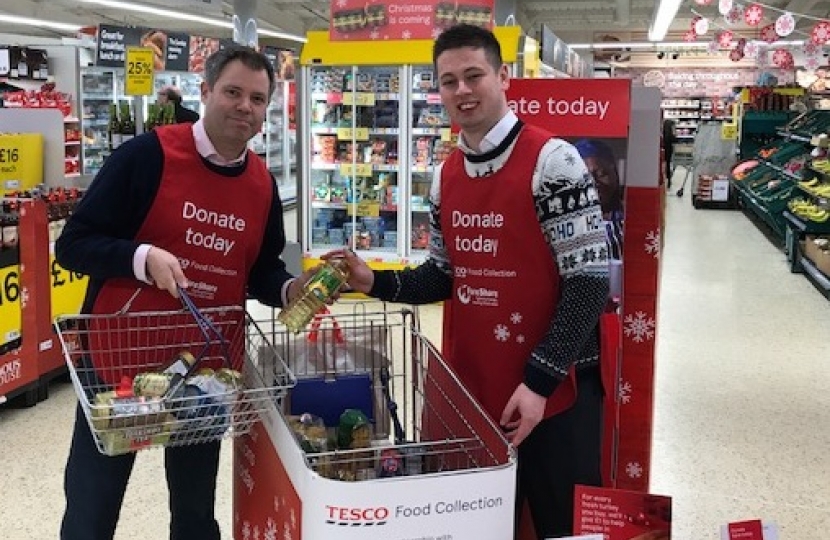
[76,0,306,42]
[0,13,82,32]
[648,0,684,41]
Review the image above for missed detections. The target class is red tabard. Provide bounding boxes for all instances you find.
[440,125,577,422]
[89,124,273,383]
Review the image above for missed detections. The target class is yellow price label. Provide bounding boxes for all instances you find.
[0,262,22,348]
[347,201,381,217]
[721,123,738,140]
[340,163,373,177]
[125,47,155,96]
[0,133,43,193]
[343,92,376,107]
[336,127,370,141]
[49,256,88,321]
[440,128,458,143]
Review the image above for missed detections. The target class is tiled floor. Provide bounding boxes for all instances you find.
[2,180,830,539]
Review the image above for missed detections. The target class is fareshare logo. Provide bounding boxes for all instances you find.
[456,284,499,306]
[325,505,389,527]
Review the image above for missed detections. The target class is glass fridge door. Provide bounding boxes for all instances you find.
[264,81,297,206]
[79,69,115,176]
[304,64,404,259]
[409,65,455,258]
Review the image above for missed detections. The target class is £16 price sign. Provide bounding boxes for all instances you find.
[125,46,155,96]
[0,262,22,350]
[50,257,88,322]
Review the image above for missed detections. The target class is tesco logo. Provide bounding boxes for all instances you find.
[325,505,389,527]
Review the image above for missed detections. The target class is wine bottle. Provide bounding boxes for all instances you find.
[120,102,136,144]
[108,103,122,151]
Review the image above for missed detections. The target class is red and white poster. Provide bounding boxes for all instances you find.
[574,485,672,540]
[329,0,493,41]
[720,519,779,540]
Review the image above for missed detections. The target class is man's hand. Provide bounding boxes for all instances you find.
[321,249,374,294]
[500,383,546,447]
[146,246,187,298]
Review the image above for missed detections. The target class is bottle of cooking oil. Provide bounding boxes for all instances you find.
[277,258,350,333]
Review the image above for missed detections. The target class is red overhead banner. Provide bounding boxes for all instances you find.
[329,0,494,41]
[506,78,632,138]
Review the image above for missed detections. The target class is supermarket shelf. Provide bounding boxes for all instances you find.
[64,117,80,123]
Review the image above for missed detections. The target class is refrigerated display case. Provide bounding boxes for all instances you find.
[79,69,117,176]
[298,27,520,268]
[259,81,297,205]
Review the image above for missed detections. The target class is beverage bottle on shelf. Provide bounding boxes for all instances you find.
[120,102,136,144]
[145,103,158,131]
[162,103,176,125]
[108,103,122,151]
[277,258,350,333]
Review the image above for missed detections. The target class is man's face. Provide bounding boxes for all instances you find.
[201,59,270,150]
[436,46,509,137]
[583,155,620,213]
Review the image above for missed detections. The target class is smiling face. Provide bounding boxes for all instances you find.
[436,46,509,149]
[201,59,270,158]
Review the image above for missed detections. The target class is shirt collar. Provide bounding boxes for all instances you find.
[458,110,518,155]
[191,120,246,167]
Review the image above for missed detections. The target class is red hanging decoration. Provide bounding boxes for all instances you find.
[772,48,794,68]
[744,4,764,26]
[811,21,830,45]
[730,48,745,62]
[718,30,734,47]
[760,23,778,43]
[684,30,698,42]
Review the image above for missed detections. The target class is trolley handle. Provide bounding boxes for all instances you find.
[379,366,406,444]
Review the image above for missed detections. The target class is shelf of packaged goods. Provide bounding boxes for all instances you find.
[412,127,451,136]
[81,93,112,100]
[84,119,109,127]
[84,144,110,151]
[412,92,442,103]
[310,163,399,172]
[310,201,398,212]
[310,92,401,102]
[411,165,436,173]
[64,117,80,123]
[310,127,400,136]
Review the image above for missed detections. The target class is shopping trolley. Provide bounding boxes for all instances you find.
[235,303,517,540]
[54,289,295,456]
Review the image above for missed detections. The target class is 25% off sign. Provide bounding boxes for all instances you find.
[125,46,155,96]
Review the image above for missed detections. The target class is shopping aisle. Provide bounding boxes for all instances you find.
[2,189,830,538]
[651,188,830,537]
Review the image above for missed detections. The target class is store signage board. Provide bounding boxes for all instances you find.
[329,0,494,41]
[573,485,672,540]
[0,134,44,193]
[720,520,780,540]
[0,253,22,353]
[125,47,155,96]
[506,78,631,138]
[49,255,88,323]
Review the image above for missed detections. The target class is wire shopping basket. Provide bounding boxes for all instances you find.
[54,289,295,456]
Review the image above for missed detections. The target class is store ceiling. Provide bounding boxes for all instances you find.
[0,0,827,51]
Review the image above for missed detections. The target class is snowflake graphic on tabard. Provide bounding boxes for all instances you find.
[242,522,251,540]
[370,28,380,40]
[624,311,655,343]
[626,461,644,479]
[264,518,278,540]
[274,496,280,513]
[402,30,412,39]
[290,508,297,529]
[619,380,633,404]
[510,312,522,325]
[516,334,525,344]
[253,525,261,540]
[645,230,660,258]
[494,324,510,342]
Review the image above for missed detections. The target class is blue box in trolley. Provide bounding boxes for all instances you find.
[234,304,517,540]
[54,289,296,456]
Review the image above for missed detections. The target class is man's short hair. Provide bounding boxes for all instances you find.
[433,24,503,71]
[203,44,276,99]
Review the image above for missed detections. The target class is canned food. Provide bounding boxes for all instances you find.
[92,391,168,430]
[133,372,173,398]
[163,350,197,377]
[215,368,242,389]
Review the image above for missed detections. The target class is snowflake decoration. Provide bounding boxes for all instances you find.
[744,4,764,26]
[760,24,778,43]
[253,525,260,540]
[775,13,795,37]
[694,17,710,36]
[772,48,794,68]
[683,30,697,43]
[805,55,822,71]
[624,311,656,343]
[264,518,278,540]
[494,324,510,342]
[724,6,743,26]
[243,522,251,540]
[402,30,412,40]
[803,41,822,57]
[645,230,660,258]
[718,30,734,48]
[626,461,644,479]
[619,380,633,404]
[516,334,525,344]
[510,312,523,325]
[718,0,733,16]
[744,41,760,58]
[812,22,830,45]
[370,29,380,40]
[431,27,443,39]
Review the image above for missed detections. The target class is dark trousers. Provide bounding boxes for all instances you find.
[664,148,674,184]
[60,403,222,540]
[516,366,604,539]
